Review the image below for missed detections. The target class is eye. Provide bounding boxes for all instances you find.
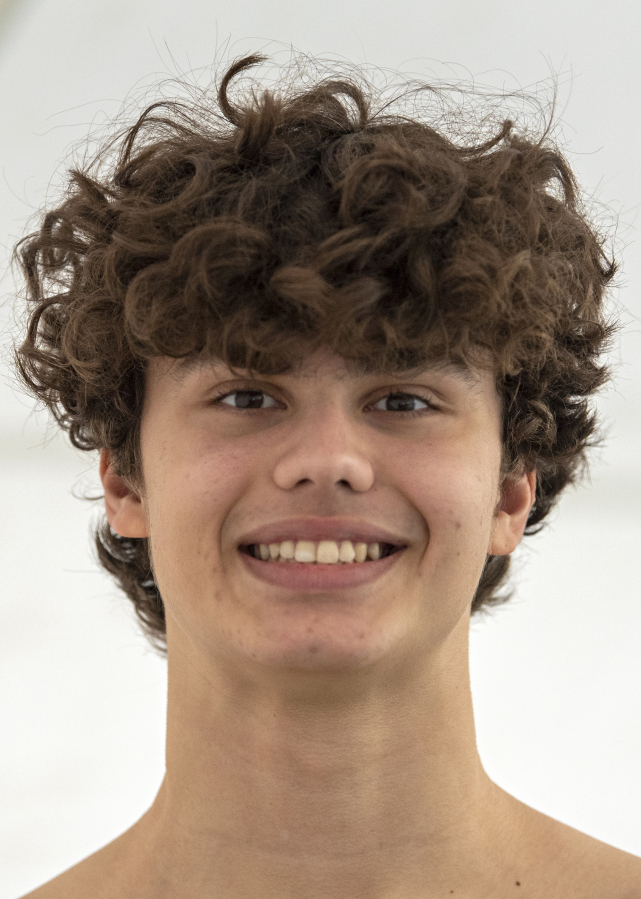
[217,390,279,410]
[371,392,433,414]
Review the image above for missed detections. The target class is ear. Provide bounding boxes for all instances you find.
[489,468,536,556]
[99,448,148,538]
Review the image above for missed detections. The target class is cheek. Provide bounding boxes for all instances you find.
[143,439,253,599]
[417,483,497,630]
[399,444,500,571]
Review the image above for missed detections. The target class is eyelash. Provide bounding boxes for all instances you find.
[212,390,437,417]
[372,394,436,417]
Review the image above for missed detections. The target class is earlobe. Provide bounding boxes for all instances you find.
[489,469,536,556]
[99,449,148,538]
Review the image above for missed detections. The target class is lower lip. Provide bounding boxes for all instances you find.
[239,549,404,592]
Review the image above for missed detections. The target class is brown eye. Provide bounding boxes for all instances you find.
[219,391,278,409]
[372,393,430,413]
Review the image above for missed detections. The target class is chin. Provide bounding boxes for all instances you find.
[238,618,400,674]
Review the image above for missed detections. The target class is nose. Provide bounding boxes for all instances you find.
[272,403,375,494]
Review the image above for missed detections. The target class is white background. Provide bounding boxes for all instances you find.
[1,0,640,895]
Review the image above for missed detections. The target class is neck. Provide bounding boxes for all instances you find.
[127,615,508,898]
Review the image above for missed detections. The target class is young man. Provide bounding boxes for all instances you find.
[15,54,641,898]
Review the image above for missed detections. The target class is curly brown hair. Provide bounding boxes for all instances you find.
[14,55,616,654]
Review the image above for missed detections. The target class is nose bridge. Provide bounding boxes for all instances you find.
[272,394,374,493]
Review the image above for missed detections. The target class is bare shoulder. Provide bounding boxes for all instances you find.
[562,829,641,899]
[16,799,641,899]
[17,867,87,899]
[16,830,134,899]
[509,794,641,899]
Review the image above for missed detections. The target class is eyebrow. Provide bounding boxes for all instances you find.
[168,354,481,388]
[344,358,480,386]
[168,355,220,385]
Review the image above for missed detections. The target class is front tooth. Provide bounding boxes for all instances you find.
[316,540,340,564]
[294,541,316,563]
[354,542,368,562]
[367,543,381,560]
[279,540,295,560]
[339,540,356,562]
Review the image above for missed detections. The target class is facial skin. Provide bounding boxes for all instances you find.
[98,348,539,899]
[104,348,531,677]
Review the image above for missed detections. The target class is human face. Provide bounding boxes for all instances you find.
[106,348,529,674]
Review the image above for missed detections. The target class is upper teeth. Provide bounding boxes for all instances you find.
[254,540,385,564]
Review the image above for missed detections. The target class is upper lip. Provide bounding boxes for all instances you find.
[238,517,408,547]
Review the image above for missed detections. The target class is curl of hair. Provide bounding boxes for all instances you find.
[14,55,616,654]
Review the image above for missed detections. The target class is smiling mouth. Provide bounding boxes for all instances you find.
[240,540,403,565]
